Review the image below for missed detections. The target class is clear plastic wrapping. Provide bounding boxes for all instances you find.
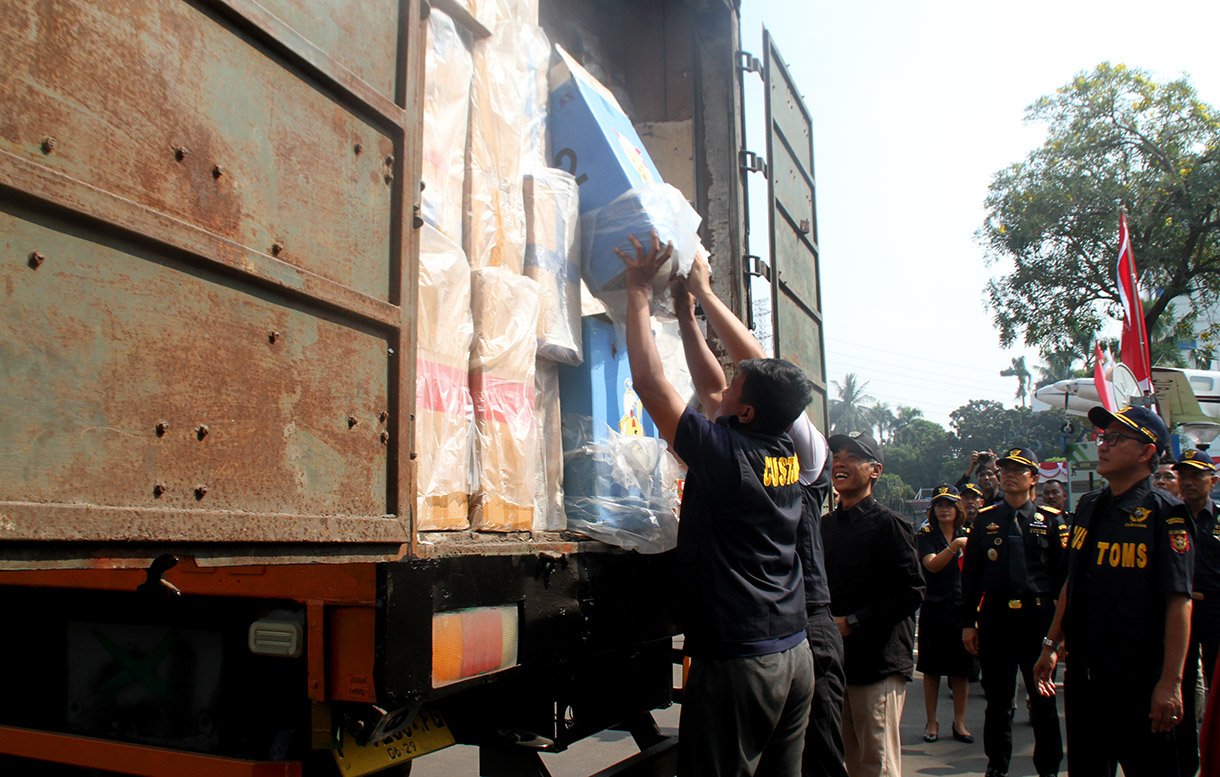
[524,169,582,365]
[415,226,475,530]
[421,10,473,243]
[561,415,683,554]
[472,0,538,29]
[534,360,565,531]
[466,21,550,272]
[580,183,702,316]
[470,267,542,531]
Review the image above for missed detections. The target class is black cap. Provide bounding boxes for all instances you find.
[997,446,1039,472]
[930,484,960,503]
[1088,405,1169,453]
[960,483,984,499]
[828,431,883,464]
[1175,448,1216,472]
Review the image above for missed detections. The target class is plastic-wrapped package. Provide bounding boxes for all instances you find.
[466,21,550,272]
[470,267,542,531]
[524,169,582,366]
[561,415,682,554]
[421,10,473,243]
[472,0,538,28]
[534,360,565,532]
[581,183,701,301]
[558,316,657,439]
[548,45,662,214]
[650,313,696,409]
[415,226,475,530]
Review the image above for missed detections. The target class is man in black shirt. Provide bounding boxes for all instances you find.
[619,233,815,776]
[960,447,1066,777]
[1173,447,1219,776]
[1034,406,1194,777]
[822,432,924,777]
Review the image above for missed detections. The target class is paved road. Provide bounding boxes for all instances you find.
[413,672,1048,776]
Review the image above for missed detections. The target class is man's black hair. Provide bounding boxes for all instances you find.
[737,358,814,435]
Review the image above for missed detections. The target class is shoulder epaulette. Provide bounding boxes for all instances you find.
[919,523,932,534]
[979,504,997,513]
[1039,506,1062,515]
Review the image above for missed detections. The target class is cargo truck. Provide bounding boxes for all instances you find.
[0,0,826,774]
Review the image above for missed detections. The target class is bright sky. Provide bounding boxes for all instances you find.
[738,0,1220,429]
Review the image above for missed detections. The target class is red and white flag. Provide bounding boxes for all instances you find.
[1093,343,1117,411]
[1117,212,1153,393]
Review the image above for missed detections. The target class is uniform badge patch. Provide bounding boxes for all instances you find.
[987,548,998,561]
[986,522,1000,532]
[1169,530,1191,554]
[1131,508,1150,523]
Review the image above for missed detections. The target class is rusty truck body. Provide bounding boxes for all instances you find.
[0,0,825,774]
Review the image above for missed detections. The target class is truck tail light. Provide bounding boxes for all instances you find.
[431,604,519,688]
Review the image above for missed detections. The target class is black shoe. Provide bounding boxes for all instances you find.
[923,730,938,743]
[952,723,974,744]
[984,769,1006,777]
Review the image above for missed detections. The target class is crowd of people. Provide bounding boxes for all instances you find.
[617,233,1219,776]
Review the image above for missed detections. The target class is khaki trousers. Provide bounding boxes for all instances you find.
[842,674,906,777]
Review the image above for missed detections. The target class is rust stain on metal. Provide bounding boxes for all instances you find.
[27,251,45,269]
[195,425,209,440]
[40,137,57,154]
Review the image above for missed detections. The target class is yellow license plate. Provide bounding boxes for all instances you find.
[332,706,456,776]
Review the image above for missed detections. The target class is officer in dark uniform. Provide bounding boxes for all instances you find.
[1173,448,1220,776]
[961,447,1067,777]
[960,483,985,530]
[1034,406,1194,777]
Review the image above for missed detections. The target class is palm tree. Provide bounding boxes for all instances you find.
[867,402,895,442]
[829,373,875,435]
[1000,356,1032,408]
[894,405,924,429]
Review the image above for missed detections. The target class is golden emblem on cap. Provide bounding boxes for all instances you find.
[1187,450,1199,459]
[1009,449,1022,457]
[987,548,999,561]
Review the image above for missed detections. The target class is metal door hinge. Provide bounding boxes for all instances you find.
[739,150,767,177]
[737,51,763,77]
[746,255,771,281]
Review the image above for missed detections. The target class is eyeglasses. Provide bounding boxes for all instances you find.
[1095,430,1148,447]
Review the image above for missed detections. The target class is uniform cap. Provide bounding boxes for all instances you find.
[1087,405,1168,453]
[960,483,984,499]
[827,431,883,464]
[930,484,960,503]
[1174,448,1216,472]
[997,446,1039,472]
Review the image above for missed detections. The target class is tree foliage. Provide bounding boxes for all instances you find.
[949,400,1072,463]
[829,373,875,435]
[981,63,1220,358]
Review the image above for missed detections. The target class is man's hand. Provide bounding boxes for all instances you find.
[1150,678,1184,733]
[670,276,695,317]
[1033,651,1058,697]
[950,537,968,553]
[834,616,852,638]
[615,231,673,293]
[963,627,979,656]
[684,247,713,300]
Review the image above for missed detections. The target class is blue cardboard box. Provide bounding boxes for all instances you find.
[547,45,663,214]
[558,316,657,439]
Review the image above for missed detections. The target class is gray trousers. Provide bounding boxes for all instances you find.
[679,641,815,777]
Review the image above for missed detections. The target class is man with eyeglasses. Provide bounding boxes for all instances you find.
[1033,406,1194,777]
[1172,448,1220,776]
[961,447,1067,777]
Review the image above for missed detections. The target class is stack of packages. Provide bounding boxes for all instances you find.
[549,45,700,553]
[466,0,573,532]
[415,10,475,530]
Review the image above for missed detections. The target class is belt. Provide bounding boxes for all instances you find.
[1195,592,1205,601]
[1194,591,1219,601]
[1005,596,1049,609]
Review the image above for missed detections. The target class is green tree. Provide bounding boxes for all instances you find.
[980,63,1220,360]
[873,473,915,514]
[883,419,955,491]
[829,373,875,435]
[950,400,1073,463]
[867,402,895,442]
[1000,356,1033,407]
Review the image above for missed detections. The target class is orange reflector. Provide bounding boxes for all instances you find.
[432,605,519,688]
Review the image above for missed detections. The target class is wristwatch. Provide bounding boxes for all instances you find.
[1042,637,1059,651]
[845,613,860,630]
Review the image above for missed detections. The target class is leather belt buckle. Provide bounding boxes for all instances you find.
[1008,599,1023,609]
